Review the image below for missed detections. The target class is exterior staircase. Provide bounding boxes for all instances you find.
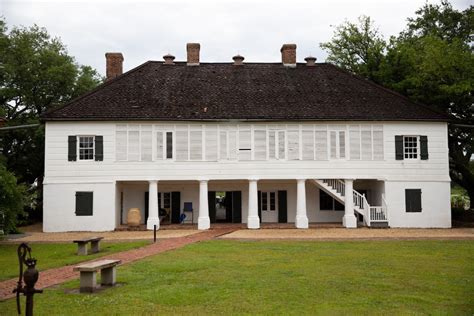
[312,179,389,228]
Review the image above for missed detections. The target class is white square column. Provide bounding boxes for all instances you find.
[198,180,210,230]
[295,179,309,229]
[146,180,160,230]
[247,179,260,229]
[343,179,357,228]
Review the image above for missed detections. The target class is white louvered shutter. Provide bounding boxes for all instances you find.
[372,125,384,160]
[339,131,346,159]
[190,127,202,160]
[140,125,152,161]
[315,128,327,160]
[156,130,164,160]
[128,125,140,161]
[302,129,314,160]
[349,125,361,160]
[268,131,276,159]
[287,130,300,160]
[277,131,286,159]
[205,126,218,161]
[361,126,372,160]
[219,130,227,160]
[175,126,189,161]
[238,126,251,160]
[116,124,128,161]
[228,130,237,160]
[330,131,337,159]
[254,130,267,160]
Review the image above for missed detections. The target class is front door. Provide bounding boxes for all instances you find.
[260,191,278,223]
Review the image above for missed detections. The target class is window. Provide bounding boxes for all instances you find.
[403,136,419,159]
[166,132,173,159]
[75,192,93,216]
[78,136,94,160]
[405,189,422,212]
[261,192,276,211]
[156,131,173,160]
[319,190,344,211]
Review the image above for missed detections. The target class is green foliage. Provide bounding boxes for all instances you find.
[321,1,474,204]
[320,16,386,82]
[0,18,103,225]
[0,164,27,233]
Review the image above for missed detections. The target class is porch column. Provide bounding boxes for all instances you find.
[198,180,210,230]
[296,179,309,229]
[343,179,357,228]
[247,179,260,229]
[146,180,160,230]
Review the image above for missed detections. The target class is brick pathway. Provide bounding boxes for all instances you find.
[0,228,236,301]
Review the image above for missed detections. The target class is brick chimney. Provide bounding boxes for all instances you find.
[280,44,296,67]
[105,52,124,81]
[186,43,200,66]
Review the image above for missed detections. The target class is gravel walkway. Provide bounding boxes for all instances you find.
[220,228,474,240]
[1,230,199,243]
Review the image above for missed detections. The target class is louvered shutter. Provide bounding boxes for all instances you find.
[176,126,189,161]
[268,131,276,159]
[405,189,422,212]
[140,125,152,161]
[349,126,360,160]
[372,125,384,160]
[420,136,428,160]
[315,129,327,160]
[238,126,251,160]
[361,126,372,160]
[94,136,103,161]
[254,130,267,160]
[190,127,203,160]
[302,129,314,160]
[339,131,346,159]
[395,136,404,160]
[205,127,218,161]
[116,125,127,161]
[228,130,237,160]
[156,131,164,160]
[287,130,300,160]
[277,131,286,159]
[219,130,227,160]
[75,192,93,216]
[68,136,77,161]
[128,125,140,161]
[330,131,337,159]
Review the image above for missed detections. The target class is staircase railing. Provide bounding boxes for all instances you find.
[322,179,345,196]
[353,190,370,226]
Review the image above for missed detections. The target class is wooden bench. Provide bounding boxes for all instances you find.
[73,237,104,255]
[73,259,121,293]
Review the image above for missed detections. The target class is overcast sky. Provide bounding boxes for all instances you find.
[2,0,470,76]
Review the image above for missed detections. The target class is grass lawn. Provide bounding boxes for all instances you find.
[0,241,148,281]
[1,240,473,315]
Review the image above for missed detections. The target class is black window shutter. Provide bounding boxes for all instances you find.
[171,192,181,223]
[76,192,93,216]
[68,136,77,161]
[144,192,149,222]
[395,135,404,160]
[278,190,288,223]
[232,191,242,223]
[405,189,422,212]
[95,136,103,161]
[420,136,428,160]
[258,191,262,222]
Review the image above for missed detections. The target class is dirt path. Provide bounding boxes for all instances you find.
[0,228,235,301]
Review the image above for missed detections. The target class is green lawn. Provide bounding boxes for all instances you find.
[0,241,148,281]
[1,240,473,315]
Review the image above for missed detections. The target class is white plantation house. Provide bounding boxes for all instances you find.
[41,43,451,232]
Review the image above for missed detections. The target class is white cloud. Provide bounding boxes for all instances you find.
[2,0,470,75]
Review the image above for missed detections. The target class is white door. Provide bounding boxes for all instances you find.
[261,191,278,223]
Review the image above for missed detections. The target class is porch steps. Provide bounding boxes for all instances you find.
[312,179,389,228]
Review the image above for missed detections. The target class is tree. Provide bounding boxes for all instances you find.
[0,18,103,223]
[320,15,386,82]
[321,1,474,205]
[0,164,28,233]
